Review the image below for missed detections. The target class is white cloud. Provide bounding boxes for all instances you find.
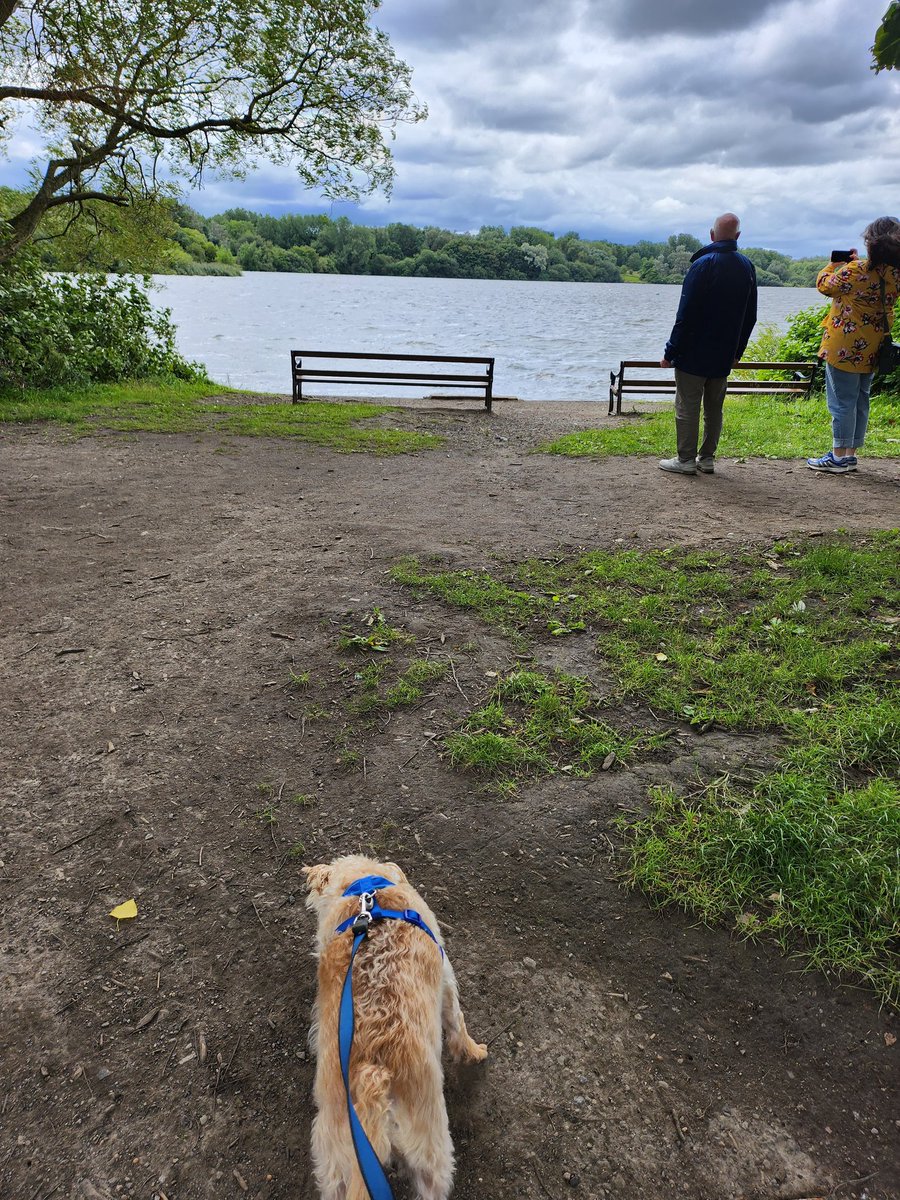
[1,0,898,255]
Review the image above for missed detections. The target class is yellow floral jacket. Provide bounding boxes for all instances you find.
[816,259,900,372]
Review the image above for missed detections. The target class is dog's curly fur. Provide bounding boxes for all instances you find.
[302,855,487,1200]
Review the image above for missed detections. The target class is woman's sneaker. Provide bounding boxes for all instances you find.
[806,451,857,473]
[696,457,715,473]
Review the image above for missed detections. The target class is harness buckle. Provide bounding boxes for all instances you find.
[351,891,375,936]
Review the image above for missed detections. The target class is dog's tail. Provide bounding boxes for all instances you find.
[346,1064,392,1200]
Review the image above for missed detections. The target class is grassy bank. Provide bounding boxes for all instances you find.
[542,392,900,459]
[391,533,900,1004]
[0,377,443,454]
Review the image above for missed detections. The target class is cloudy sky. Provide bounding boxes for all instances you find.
[3,0,899,256]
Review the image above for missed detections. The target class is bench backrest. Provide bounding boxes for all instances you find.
[291,350,493,370]
[290,350,495,406]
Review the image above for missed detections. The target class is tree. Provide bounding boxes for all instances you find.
[872,3,900,69]
[0,0,425,262]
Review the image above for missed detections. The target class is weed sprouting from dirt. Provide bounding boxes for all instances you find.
[338,608,410,653]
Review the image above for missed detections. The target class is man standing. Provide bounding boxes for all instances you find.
[658,212,757,475]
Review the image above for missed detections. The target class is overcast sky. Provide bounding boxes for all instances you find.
[3,0,899,256]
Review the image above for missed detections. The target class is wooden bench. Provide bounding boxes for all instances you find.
[607,360,820,415]
[291,350,495,410]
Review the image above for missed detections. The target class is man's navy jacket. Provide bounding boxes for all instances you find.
[664,240,758,378]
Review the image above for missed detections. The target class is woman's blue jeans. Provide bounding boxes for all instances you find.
[824,362,873,449]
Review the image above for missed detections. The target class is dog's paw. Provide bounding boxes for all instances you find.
[468,1041,488,1063]
[451,1036,487,1064]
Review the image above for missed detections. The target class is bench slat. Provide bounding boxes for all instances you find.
[617,359,817,371]
[620,379,810,390]
[294,369,492,384]
[291,350,493,366]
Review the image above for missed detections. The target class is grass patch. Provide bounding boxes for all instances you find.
[397,535,898,732]
[392,533,900,1003]
[445,668,661,783]
[391,557,542,641]
[338,612,447,709]
[384,658,448,708]
[619,775,900,1006]
[0,377,443,455]
[541,392,900,460]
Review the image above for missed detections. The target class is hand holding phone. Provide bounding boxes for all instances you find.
[830,249,857,262]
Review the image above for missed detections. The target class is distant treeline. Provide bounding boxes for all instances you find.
[0,187,824,286]
[168,205,824,286]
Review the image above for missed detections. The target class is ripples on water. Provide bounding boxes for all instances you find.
[153,273,822,401]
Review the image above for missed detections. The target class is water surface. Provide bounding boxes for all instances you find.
[152,273,822,401]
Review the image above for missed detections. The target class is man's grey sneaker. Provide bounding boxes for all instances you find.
[659,457,697,475]
[696,457,715,474]
[806,451,857,474]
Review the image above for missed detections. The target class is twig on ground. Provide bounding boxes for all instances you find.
[486,1006,522,1047]
[669,1107,685,1145]
[161,1039,179,1079]
[531,1161,555,1199]
[401,731,438,768]
[52,818,113,854]
[830,1172,877,1197]
[444,654,468,701]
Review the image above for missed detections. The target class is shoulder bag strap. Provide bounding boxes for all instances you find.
[878,270,892,334]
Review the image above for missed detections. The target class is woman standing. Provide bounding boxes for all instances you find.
[807,216,900,473]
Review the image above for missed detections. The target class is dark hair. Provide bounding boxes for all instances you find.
[863,216,900,268]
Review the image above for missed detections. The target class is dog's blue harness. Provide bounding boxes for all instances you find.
[336,875,443,1200]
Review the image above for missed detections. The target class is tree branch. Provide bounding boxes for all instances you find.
[0,0,19,32]
[44,190,130,210]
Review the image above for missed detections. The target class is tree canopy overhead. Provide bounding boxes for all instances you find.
[0,0,425,261]
[872,2,900,69]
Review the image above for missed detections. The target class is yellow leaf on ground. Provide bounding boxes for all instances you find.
[109,898,138,921]
[655,653,668,662]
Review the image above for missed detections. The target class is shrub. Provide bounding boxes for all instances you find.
[746,301,900,394]
[0,246,205,389]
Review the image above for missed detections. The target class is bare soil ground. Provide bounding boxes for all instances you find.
[1,398,898,1200]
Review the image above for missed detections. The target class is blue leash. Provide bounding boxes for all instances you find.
[335,875,442,1200]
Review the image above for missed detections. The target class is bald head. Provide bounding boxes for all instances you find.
[712,212,741,241]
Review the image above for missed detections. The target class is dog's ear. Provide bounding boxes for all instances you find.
[301,863,332,894]
[383,861,408,884]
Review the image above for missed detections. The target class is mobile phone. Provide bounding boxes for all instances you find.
[831,250,853,262]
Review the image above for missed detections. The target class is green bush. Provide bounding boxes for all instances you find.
[747,301,900,394]
[0,247,205,389]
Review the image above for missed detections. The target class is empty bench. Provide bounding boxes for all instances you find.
[608,360,820,415]
[291,350,495,410]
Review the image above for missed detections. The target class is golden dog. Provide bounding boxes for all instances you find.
[302,855,487,1200]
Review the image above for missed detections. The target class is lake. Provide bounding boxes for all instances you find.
[151,273,823,402]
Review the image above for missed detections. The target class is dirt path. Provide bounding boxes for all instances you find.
[1,402,898,1200]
